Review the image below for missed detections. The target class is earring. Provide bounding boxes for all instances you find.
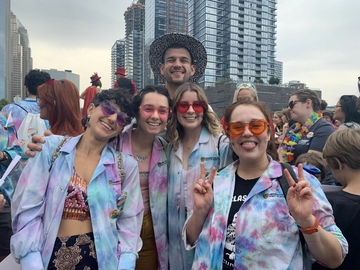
[85,114,91,127]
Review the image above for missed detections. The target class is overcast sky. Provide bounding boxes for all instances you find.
[11,0,360,105]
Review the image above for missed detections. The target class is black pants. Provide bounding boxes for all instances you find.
[0,202,12,258]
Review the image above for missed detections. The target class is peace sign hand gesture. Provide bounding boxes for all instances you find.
[284,164,315,228]
[193,162,217,217]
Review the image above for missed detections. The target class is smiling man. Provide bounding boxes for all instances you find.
[149,33,207,99]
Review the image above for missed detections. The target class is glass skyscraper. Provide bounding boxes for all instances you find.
[188,0,277,88]
[111,39,125,86]
[0,0,11,99]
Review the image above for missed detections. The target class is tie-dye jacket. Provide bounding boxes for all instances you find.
[121,123,169,270]
[11,134,144,270]
[184,159,348,270]
[167,127,233,270]
[0,113,21,202]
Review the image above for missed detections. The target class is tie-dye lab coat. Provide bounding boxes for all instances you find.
[167,127,233,269]
[121,123,169,270]
[185,160,348,270]
[11,134,144,270]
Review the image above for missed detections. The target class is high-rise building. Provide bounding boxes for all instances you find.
[144,0,188,85]
[111,39,125,87]
[0,0,11,100]
[18,19,33,97]
[124,0,145,89]
[10,11,22,102]
[188,0,277,88]
[274,60,283,84]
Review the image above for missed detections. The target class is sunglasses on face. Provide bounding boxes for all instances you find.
[226,119,268,138]
[100,100,131,127]
[139,104,171,119]
[288,99,301,109]
[175,100,207,114]
[36,96,46,110]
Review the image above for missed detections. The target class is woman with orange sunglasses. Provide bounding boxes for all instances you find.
[165,82,233,269]
[184,99,348,269]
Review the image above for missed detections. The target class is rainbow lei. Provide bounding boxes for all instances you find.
[281,112,321,163]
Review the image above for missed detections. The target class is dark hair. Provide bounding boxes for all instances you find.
[339,95,360,123]
[281,108,291,123]
[295,152,327,182]
[162,43,193,64]
[116,78,136,96]
[24,69,51,95]
[291,89,321,112]
[37,79,83,136]
[131,85,172,118]
[322,110,334,123]
[320,99,328,111]
[223,99,278,161]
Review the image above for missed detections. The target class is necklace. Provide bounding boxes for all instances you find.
[281,112,321,163]
[134,154,146,163]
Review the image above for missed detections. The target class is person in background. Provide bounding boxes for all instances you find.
[80,72,102,117]
[232,82,259,103]
[185,99,347,269]
[166,82,232,269]
[37,79,84,136]
[114,67,137,96]
[149,33,207,99]
[1,69,50,131]
[312,129,360,269]
[333,95,360,129]
[272,111,284,136]
[280,89,335,164]
[322,110,338,130]
[11,90,143,269]
[295,152,327,183]
[320,99,328,111]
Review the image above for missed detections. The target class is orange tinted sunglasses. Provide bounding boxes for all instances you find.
[226,119,268,138]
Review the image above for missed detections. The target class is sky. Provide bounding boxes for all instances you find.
[11,0,360,105]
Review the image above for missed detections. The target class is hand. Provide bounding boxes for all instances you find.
[284,164,314,227]
[0,194,6,212]
[193,163,216,216]
[25,132,51,157]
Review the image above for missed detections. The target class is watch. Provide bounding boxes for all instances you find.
[0,151,8,162]
[299,215,319,234]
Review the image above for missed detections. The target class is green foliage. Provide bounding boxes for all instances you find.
[0,99,9,110]
[269,76,280,85]
[254,79,264,83]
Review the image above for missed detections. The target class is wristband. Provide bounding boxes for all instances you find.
[299,215,319,234]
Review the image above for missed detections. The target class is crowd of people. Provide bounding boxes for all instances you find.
[0,32,359,269]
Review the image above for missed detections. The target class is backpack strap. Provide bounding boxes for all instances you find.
[217,134,224,157]
[13,103,28,113]
[116,151,125,183]
[49,137,71,172]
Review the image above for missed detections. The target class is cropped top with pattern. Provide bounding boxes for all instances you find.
[62,169,90,220]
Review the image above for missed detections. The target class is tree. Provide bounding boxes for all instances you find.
[0,99,9,110]
[254,79,264,83]
[269,76,280,85]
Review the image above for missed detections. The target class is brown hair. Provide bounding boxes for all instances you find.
[223,99,278,161]
[37,79,83,136]
[166,82,221,148]
[295,152,327,182]
[281,108,291,123]
[323,129,360,170]
[291,89,321,112]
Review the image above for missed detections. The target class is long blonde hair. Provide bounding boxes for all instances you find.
[166,82,222,148]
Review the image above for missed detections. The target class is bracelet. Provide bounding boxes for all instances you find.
[299,215,319,234]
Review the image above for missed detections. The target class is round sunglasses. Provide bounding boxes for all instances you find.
[226,119,268,138]
[139,104,172,117]
[175,100,207,114]
[100,100,131,127]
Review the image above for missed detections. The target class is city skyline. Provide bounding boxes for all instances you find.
[10,0,360,105]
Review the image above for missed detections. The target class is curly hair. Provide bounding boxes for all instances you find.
[223,99,278,161]
[166,82,221,148]
[37,79,83,136]
[24,69,51,95]
[131,85,172,119]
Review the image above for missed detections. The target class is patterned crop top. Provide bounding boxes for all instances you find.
[62,169,91,221]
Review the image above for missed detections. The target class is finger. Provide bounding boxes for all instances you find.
[43,130,53,136]
[200,162,206,180]
[297,163,305,182]
[284,168,296,190]
[206,167,217,187]
[25,150,35,158]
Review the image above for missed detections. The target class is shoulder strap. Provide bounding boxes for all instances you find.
[116,151,125,183]
[14,103,28,113]
[49,137,71,172]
